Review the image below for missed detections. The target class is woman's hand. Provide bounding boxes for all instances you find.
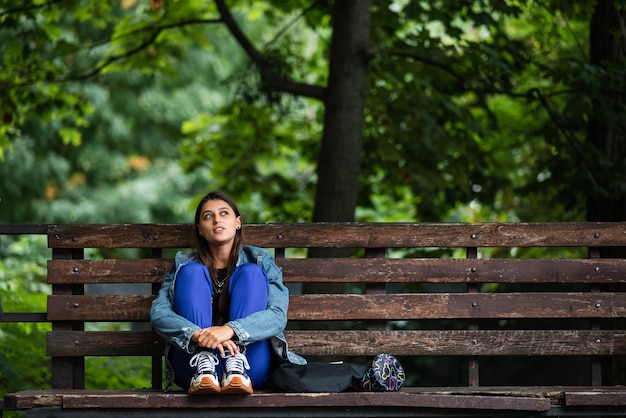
[192,325,239,357]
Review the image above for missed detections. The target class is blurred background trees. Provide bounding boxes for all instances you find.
[2,0,623,225]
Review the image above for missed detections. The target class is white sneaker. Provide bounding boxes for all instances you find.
[221,349,253,395]
[188,351,220,395]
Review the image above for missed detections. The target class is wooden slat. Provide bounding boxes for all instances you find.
[250,222,626,248]
[48,259,172,284]
[47,331,164,356]
[0,224,47,234]
[278,258,626,283]
[62,391,552,411]
[47,292,626,322]
[46,330,626,357]
[566,390,626,406]
[288,292,626,320]
[45,257,626,285]
[47,295,153,321]
[48,222,626,249]
[287,330,626,356]
[0,312,48,322]
[11,387,626,411]
[48,224,193,249]
[4,389,553,411]
[3,390,64,409]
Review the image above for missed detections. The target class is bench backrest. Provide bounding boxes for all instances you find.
[46,223,626,389]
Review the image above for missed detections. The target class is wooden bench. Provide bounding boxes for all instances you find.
[4,222,626,417]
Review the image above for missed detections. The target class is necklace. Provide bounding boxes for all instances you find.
[214,278,226,293]
[214,268,228,294]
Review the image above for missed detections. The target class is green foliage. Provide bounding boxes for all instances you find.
[85,357,155,390]
[3,0,626,220]
[358,0,623,222]
[0,235,51,396]
[4,0,623,223]
[0,1,101,155]
[180,100,321,222]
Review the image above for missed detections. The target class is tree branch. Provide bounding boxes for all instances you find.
[389,47,594,163]
[261,0,325,53]
[10,1,325,101]
[0,0,65,18]
[529,88,590,163]
[214,0,325,101]
[68,18,222,81]
[388,48,465,85]
[389,48,583,100]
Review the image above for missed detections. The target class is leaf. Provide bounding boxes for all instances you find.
[59,127,82,146]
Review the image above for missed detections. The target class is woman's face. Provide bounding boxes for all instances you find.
[197,199,241,247]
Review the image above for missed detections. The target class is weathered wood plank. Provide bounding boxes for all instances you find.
[4,389,553,411]
[248,222,626,248]
[46,258,626,285]
[47,295,153,321]
[48,222,626,249]
[0,312,47,322]
[48,224,193,249]
[279,258,626,284]
[288,330,626,356]
[48,259,172,284]
[565,390,626,406]
[61,391,552,411]
[11,387,626,410]
[288,292,626,320]
[3,390,64,409]
[47,292,626,322]
[297,330,626,356]
[46,330,626,357]
[0,224,47,234]
[47,331,164,356]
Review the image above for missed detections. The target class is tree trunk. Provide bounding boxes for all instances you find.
[312,0,371,225]
[301,1,371,340]
[586,0,626,386]
[586,0,626,226]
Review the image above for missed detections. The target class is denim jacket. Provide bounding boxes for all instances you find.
[150,245,306,390]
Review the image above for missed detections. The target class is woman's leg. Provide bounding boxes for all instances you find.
[228,263,273,388]
[170,262,214,390]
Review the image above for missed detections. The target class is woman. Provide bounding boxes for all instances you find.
[150,191,306,395]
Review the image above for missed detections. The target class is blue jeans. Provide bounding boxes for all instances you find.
[170,262,272,390]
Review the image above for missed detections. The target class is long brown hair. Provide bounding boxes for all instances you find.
[193,191,243,321]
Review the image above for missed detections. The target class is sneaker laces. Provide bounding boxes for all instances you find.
[223,350,250,374]
[189,351,219,375]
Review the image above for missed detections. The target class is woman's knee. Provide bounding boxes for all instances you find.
[178,262,208,279]
[230,263,267,291]
[237,262,264,276]
[175,262,212,299]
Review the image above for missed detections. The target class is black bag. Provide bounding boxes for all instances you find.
[269,361,368,392]
[269,354,406,393]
